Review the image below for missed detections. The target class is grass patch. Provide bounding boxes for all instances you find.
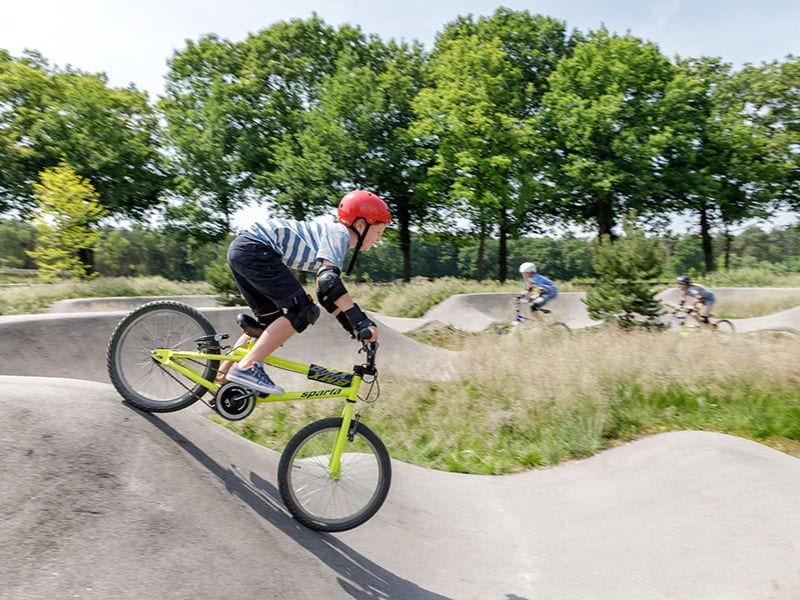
[220,325,800,473]
[0,276,212,315]
[405,322,485,350]
[714,295,800,319]
[701,268,800,288]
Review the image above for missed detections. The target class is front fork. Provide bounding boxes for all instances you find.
[329,401,358,480]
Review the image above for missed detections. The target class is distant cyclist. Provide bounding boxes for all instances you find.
[518,262,558,320]
[675,275,716,329]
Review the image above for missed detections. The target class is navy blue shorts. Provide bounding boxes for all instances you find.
[226,235,307,317]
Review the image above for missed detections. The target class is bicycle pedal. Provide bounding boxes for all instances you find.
[195,333,229,343]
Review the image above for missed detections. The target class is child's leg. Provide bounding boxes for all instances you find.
[698,302,714,329]
[216,332,251,383]
[237,317,296,369]
[226,236,318,374]
[530,293,550,320]
[216,309,284,383]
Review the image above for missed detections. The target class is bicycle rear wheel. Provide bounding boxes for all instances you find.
[278,417,391,532]
[107,301,219,412]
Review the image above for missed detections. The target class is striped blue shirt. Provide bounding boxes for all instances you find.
[240,218,351,272]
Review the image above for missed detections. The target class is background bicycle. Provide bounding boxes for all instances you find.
[665,303,735,336]
[106,300,391,532]
[494,294,570,335]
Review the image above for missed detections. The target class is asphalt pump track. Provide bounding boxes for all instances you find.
[2,291,800,599]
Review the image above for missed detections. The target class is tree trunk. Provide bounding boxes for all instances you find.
[78,247,96,277]
[699,205,714,273]
[475,224,487,281]
[498,208,508,283]
[597,199,616,240]
[723,225,732,270]
[399,203,411,282]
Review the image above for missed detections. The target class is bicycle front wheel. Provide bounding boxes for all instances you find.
[107,301,219,412]
[713,319,735,335]
[278,417,391,532]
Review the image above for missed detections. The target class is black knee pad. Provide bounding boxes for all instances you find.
[285,294,321,333]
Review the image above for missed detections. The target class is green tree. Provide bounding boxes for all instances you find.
[737,57,800,213]
[660,57,783,272]
[0,218,35,268]
[95,229,134,277]
[585,214,664,329]
[161,16,370,239]
[0,50,53,212]
[159,35,248,237]
[536,29,675,238]
[0,51,166,218]
[273,39,431,280]
[664,233,706,276]
[27,162,107,280]
[414,10,574,281]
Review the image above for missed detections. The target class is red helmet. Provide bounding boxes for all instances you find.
[337,190,391,226]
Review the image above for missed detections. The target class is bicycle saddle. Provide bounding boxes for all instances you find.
[237,313,266,338]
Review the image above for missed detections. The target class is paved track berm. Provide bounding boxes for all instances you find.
[2,290,800,599]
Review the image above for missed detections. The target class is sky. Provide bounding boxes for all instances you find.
[2,0,798,232]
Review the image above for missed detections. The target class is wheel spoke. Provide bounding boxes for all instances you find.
[107,302,219,412]
[279,419,390,531]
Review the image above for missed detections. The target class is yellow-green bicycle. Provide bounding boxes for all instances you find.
[106,300,390,532]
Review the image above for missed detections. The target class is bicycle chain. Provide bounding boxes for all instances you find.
[155,357,217,409]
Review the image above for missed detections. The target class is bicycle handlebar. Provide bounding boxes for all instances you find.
[356,341,379,376]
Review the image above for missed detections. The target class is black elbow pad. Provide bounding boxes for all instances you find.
[316,265,347,313]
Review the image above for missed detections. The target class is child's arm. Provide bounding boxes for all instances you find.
[316,260,378,342]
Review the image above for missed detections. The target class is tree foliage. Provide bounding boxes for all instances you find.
[0,51,166,218]
[585,214,665,329]
[537,29,675,238]
[2,18,799,283]
[413,9,574,281]
[26,162,107,280]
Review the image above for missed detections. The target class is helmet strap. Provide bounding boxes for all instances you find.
[345,221,370,276]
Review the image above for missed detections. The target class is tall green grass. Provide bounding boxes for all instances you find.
[222,326,800,474]
[699,268,800,288]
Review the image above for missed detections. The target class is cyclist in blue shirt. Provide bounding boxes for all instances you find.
[219,190,390,395]
[518,262,558,320]
[676,275,716,329]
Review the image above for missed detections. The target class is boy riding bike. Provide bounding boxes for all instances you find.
[675,275,716,330]
[220,190,390,395]
[517,262,558,321]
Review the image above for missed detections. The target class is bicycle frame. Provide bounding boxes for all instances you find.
[149,342,371,479]
[512,295,548,323]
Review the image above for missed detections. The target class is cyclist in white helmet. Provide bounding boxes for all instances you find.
[518,262,558,320]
